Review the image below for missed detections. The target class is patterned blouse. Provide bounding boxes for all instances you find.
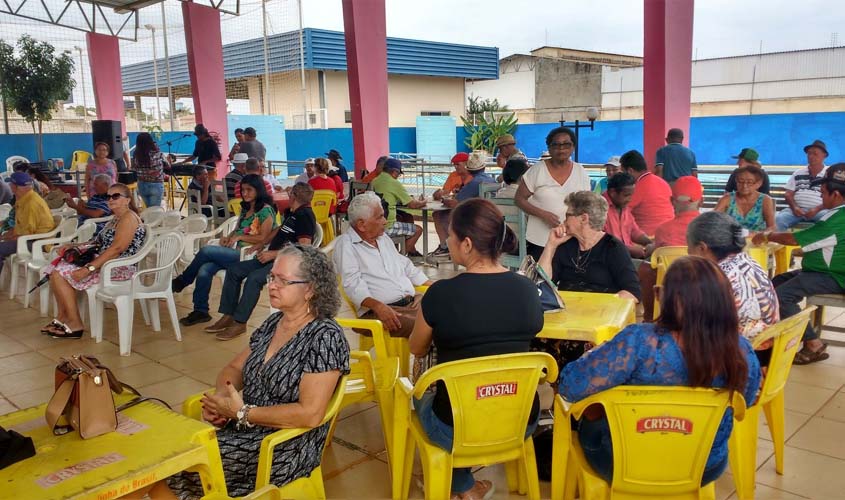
[85,159,117,196]
[718,252,779,340]
[233,205,276,247]
[559,323,761,475]
[168,314,350,498]
[726,192,767,231]
[132,150,167,183]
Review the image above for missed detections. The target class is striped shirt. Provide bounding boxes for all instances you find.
[785,165,828,211]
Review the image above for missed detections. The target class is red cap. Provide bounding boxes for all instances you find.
[672,176,703,202]
[451,152,469,164]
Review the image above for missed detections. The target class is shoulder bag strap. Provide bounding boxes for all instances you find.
[45,378,76,435]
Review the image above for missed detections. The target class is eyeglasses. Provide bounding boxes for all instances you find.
[105,193,128,200]
[549,142,574,149]
[735,180,758,185]
[266,274,310,287]
[565,212,580,218]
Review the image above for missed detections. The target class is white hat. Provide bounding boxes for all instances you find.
[233,153,248,163]
[466,151,487,171]
[604,156,621,167]
[305,157,316,165]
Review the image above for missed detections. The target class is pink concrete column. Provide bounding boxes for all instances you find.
[342,0,389,178]
[182,1,229,175]
[643,0,694,170]
[85,32,126,135]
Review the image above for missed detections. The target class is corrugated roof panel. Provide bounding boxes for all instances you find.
[122,28,499,93]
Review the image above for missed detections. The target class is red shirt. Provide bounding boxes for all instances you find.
[628,172,674,235]
[654,210,700,248]
[603,192,646,247]
[308,175,344,213]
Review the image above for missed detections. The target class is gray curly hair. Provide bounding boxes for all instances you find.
[276,244,341,319]
[565,190,608,230]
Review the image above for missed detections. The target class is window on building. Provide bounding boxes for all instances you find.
[344,110,352,124]
[420,111,451,116]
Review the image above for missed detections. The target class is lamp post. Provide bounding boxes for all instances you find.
[144,24,162,125]
[73,46,88,118]
[558,106,600,163]
[161,2,175,132]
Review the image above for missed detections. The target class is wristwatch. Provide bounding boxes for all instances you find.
[87,265,97,272]
[236,404,256,430]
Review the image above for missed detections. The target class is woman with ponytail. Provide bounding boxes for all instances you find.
[408,198,543,500]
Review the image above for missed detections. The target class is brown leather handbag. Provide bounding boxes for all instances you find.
[44,355,140,439]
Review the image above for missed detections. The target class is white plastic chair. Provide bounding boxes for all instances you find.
[178,215,239,271]
[176,214,208,234]
[92,231,184,356]
[312,223,324,248]
[140,206,166,228]
[8,216,74,300]
[5,155,29,173]
[0,203,11,221]
[161,210,183,229]
[26,219,102,315]
[186,188,214,219]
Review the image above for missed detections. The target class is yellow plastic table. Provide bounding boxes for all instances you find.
[538,291,636,344]
[0,400,227,500]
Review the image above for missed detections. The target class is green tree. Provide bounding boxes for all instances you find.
[0,35,75,161]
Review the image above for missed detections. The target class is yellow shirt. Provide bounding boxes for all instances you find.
[15,189,55,236]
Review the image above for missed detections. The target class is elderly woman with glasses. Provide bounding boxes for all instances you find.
[40,183,146,339]
[515,126,592,260]
[536,190,640,366]
[128,245,350,500]
[713,165,775,231]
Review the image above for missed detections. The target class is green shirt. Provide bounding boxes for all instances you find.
[371,172,411,227]
[234,205,276,247]
[794,204,845,288]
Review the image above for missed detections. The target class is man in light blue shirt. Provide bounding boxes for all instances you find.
[655,128,697,183]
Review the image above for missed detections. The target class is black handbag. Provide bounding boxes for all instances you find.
[517,255,566,313]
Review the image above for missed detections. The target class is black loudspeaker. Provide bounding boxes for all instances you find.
[91,120,123,160]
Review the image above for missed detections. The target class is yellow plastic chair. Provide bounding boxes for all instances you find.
[202,485,283,500]
[552,386,746,500]
[775,244,800,275]
[650,246,688,319]
[728,306,816,500]
[228,198,243,216]
[312,189,337,247]
[184,374,349,499]
[70,150,90,172]
[394,352,558,500]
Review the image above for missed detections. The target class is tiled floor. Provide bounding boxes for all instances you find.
[1,266,845,499]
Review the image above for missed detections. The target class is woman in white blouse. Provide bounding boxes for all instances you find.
[515,126,591,259]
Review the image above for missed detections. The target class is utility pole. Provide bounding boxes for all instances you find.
[161,2,176,131]
[74,46,89,119]
[145,24,162,125]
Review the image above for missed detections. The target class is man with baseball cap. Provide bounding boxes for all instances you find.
[724,148,770,195]
[224,152,249,200]
[655,128,697,183]
[0,172,55,274]
[325,149,349,183]
[776,139,830,230]
[426,152,473,256]
[753,163,845,364]
[594,156,623,194]
[294,158,316,185]
[371,158,426,256]
[638,175,704,321]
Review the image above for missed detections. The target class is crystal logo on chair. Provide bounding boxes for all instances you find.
[476,382,518,399]
[635,416,694,434]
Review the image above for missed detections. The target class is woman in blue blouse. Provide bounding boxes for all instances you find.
[559,256,761,485]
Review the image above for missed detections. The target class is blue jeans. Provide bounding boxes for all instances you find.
[137,181,164,208]
[180,246,240,313]
[578,417,726,486]
[218,258,272,323]
[775,207,828,231]
[413,392,538,494]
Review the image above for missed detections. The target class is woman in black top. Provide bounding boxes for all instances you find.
[409,198,543,500]
[537,190,640,366]
[538,190,640,301]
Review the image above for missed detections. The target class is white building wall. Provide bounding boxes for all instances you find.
[465,66,536,110]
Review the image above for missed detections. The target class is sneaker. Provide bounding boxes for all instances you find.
[172,276,187,293]
[204,315,234,333]
[428,245,450,257]
[216,322,247,341]
[179,310,212,326]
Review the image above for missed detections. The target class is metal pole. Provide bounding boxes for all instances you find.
[298,0,307,129]
[75,47,88,117]
[261,0,271,115]
[574,119,580,163]
[147,26,162,125]
[161,2,175,131]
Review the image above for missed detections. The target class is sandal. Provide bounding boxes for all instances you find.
[45,321,84,339]
[793,344,829,365]
[40,319,64,335]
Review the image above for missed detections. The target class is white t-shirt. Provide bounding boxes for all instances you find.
[785,165,828,211]
[521,160,591,246]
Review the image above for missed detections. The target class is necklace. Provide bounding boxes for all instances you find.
[570,232,603,274]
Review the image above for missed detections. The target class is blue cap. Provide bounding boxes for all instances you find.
[9,172,33,187]
[383,158,403,173]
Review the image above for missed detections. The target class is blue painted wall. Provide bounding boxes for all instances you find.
[3,112,844,173]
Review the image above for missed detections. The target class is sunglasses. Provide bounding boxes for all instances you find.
[105,193,128,200]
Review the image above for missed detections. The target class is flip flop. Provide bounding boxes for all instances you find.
[793,344,829,365]
[40,319,64,335]
[45,321,83,339]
